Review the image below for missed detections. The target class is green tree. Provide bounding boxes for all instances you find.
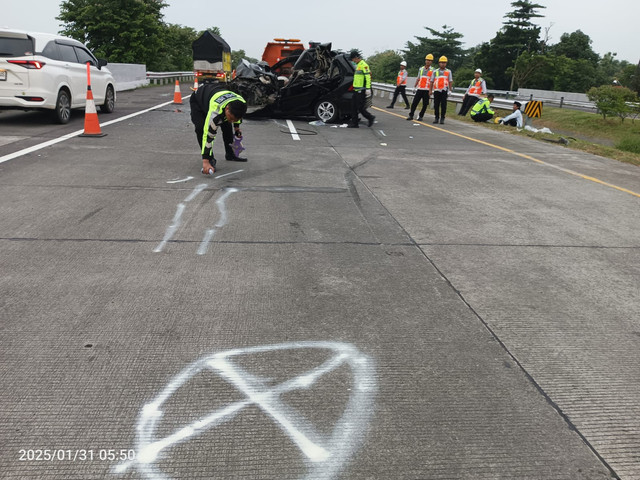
[587,85,639,122]
[507,51,555,90]
[403,25,466,74]
[550,30,599,63]
[596,52,632,87]
[554,57,598,92]
[475,0,546,90]
[630,61,640,94]
[366,50,404,83]
[156,24,199,71]
[57,0,167,70]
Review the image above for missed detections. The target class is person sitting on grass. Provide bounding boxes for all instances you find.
[499,101,523,127]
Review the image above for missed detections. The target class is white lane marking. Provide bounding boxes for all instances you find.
[114,341,376,480]
[378,130,386,136]
[0,100,176,165]
[286,119,301,141]
[153,183,207,253]
[166,176,194,184]
[197,187,238,255]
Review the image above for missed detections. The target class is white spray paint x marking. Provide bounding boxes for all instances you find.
[197,187,238,255]
[114,341,376,480]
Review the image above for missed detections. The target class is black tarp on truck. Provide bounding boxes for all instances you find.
[192,31,232,79]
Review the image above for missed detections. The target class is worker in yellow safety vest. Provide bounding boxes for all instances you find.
[348,49,375,128]
[459,68,487,116]
[406,54,434,121]
[469,93,495,122]
[429,56,453,124]
[190,84,247,175]
[387,61,410,109]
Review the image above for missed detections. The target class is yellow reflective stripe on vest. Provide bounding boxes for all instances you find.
[417,66,433,89]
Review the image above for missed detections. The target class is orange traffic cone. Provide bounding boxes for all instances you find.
[80,85,106,137]
[191,76,199,92]
[173,80,183,104]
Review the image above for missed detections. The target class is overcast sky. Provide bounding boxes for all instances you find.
[3,0,638,65]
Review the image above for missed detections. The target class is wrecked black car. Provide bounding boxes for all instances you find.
[230,43,355,123]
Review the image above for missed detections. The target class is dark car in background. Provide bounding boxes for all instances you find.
[231,43,355,123]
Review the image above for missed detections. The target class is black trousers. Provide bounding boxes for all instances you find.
[459,94,479,116]
[471,113,493,122]
[190,93,234,160]
[409,90,430,117]
[350,90,374,125]
[432,90,448,119]
[503,117,518,126]
[390,85,409,106]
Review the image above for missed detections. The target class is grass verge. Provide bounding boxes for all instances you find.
[451,101,640,167]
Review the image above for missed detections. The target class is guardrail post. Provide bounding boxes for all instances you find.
[560,96,564,108]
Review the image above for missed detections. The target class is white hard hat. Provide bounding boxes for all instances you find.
[475,68,482,74]
[400,61,407,66]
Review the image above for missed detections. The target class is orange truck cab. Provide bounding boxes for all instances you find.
[262,38,305,76]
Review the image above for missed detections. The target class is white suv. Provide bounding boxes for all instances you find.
[0,28,116,123]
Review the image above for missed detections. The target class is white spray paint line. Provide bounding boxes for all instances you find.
[0,100,176,165]
[286,119,301,141]
[114,341,376,480]
[197,187,237,255]
[153,183,207,253]
[214,169,243,179]
[166,176,194,184]
[378,130,386,136]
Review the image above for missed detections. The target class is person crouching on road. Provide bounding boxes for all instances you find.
[387,61,410,109]
[348,50,375,128]
[429,56,453,124]
[470,93,495,122]
[499,101,523,127]
[190,83,247,175]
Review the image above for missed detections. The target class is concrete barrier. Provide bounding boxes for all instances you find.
[108,63,148,92]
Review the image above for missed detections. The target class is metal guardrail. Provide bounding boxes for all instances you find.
[372,82,599,113]
[146,71,195,85]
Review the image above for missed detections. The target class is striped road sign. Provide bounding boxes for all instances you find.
[524,100,543,118]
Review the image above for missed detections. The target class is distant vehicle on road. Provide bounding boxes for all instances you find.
[192,30,231,84]
[0,28,116,123]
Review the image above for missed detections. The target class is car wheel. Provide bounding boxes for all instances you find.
[100,85,115,113]
[52,89,71,124]
[315,99,339,123]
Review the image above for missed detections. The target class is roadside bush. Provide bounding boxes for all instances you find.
[587,85,639,122]
[616,136,640,154]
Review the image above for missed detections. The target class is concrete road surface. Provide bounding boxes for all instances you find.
[1,86,639,479]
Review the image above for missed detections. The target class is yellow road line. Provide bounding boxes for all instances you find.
[373,106,640,199]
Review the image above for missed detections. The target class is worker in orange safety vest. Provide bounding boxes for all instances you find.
[406,54,434,121]
[387,61,410,109]
[429,55,453,124]
[459,68,487,116]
